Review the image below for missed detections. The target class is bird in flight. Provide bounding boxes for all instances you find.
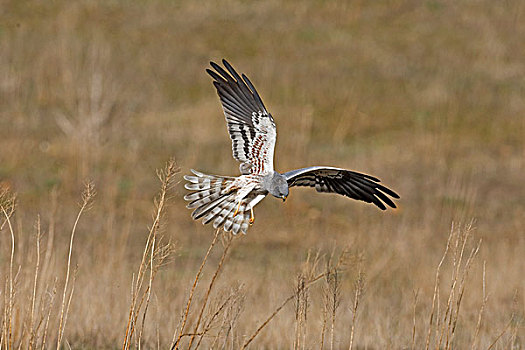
[184,59,400,234]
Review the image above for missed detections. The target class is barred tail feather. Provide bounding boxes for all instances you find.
[184,170,257,235]
[202,193,236,225]
[184,170,234,220]
[218,195,260,234]
[239,209,250,234]
[212,199,236,229]
[231,203,248,235]
[192,193,230,220]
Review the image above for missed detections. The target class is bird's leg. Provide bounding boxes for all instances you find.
[233,200,242,217]
[249,207,255,225]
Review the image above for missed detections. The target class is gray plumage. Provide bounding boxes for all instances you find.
[184,60,400,234]
[263,172,289,200]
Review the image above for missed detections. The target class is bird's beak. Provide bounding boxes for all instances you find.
[281,195,287,202]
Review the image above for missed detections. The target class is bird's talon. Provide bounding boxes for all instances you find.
[249,207,255,225]
[233,201,242,217]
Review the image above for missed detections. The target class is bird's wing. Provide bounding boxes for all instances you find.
[284,166,400,210]
[207,59,276,175]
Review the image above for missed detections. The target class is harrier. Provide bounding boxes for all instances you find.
[184,60,399,234]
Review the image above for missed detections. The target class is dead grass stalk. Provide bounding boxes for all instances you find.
[187,233,234,349]
[171,229,221,349]
[122,159,178,350]
[56,181,95,350]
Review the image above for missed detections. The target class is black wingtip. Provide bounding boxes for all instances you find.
[222,58,233,70]
[206,68,227,84]
[376,202,387,210]
[208,59,231,69]
[387,189,401,199]
[209,61,221,71]
[222,59,244,82]
[375,181,400,199]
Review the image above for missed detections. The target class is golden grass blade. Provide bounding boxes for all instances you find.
[348,270,364,350]
[56,182,95,350]
[28,216,42,350]
[471,261,487,350]
[1,190,16,350]
[171,228,221,350]
[425,226,453,350]
[123,159,177,349]
[187,233,234,349]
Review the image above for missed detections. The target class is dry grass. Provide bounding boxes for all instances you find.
[1,0,524,348]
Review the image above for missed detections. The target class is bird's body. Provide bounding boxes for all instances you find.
[184,60,399,234]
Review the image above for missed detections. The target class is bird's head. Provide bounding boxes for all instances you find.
[268,172,289,202]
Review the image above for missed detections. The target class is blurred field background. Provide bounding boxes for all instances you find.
[1,0,524,348]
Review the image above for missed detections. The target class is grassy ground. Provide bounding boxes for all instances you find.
[1,0,524,348]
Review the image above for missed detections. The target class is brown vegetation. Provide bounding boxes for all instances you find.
[0,0,524,348]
